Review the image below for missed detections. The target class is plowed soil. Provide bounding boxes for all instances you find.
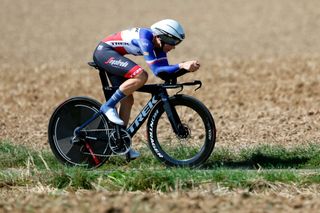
[1,0,320,212]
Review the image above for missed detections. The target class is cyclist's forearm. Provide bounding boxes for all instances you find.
[152,64,180,76]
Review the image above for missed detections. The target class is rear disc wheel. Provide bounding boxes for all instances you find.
[48,97,111,168]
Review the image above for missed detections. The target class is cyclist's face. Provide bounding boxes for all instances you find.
[162,43,175,53]
[153,36,176,52]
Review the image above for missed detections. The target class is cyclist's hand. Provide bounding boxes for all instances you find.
[179,60,200,72]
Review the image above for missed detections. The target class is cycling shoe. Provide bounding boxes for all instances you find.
[128,148,140,160]
[101,107,124,126]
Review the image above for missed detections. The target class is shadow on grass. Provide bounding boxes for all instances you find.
[203,153,312,170]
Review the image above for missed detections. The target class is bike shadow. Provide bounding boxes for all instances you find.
[202,152,312,170]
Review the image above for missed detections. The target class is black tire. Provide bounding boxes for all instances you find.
[147,95,216,167]
[48,96,111,168]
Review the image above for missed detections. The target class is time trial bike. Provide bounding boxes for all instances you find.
[47,62,216,168]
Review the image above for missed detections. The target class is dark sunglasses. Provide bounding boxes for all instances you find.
[158,35,182,46]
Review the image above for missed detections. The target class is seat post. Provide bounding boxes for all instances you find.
[88,61,115,101]
[98,69,114,101]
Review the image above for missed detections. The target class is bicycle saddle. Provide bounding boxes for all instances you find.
[88,61,99,69]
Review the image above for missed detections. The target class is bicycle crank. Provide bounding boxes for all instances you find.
[109,128,132,155]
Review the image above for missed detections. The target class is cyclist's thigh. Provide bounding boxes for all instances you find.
[108,73,126,87]
[93,43,144,81]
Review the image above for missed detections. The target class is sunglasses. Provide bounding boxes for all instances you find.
[158,35,182,46]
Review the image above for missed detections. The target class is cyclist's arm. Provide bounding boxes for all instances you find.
[144,51,180,76]
[136,29,180,76]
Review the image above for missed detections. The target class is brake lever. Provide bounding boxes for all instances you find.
[194,81,202,91]
[176,85,184,94]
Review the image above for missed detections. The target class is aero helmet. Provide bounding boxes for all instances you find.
[151,19,185,45]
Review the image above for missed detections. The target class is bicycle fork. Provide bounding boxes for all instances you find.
[160,93,189,138]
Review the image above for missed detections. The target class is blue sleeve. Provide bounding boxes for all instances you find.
[136,28,180,76]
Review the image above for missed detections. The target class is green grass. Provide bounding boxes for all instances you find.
[1,140,320,191]
[0,140,62,170]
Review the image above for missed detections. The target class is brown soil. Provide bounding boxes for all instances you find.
[1,0,320,212]
[1,185,320,213]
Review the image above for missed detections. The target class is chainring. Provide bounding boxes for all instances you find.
[109,129,132,155]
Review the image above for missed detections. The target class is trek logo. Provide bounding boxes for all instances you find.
[110,41,129,46]
[105,57,129,68]
[128,96,159,133]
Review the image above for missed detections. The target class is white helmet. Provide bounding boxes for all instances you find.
[151,19,185,45]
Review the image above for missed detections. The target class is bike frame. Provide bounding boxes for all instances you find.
[75,64,202,139]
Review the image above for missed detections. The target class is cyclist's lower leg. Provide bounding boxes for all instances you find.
[119,95,134,126]
[100,71,148,125]
[120,72,148,159]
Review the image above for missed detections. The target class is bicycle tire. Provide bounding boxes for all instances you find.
[147,94,216,167]
[48,96,111,168]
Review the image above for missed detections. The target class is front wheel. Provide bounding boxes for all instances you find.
[48,96,112,168]
[147,95,216,167]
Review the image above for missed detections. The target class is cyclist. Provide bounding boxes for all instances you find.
[92,19,200,159]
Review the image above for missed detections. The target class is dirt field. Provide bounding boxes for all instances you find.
[1,0,320,212]
[2,186,320,213]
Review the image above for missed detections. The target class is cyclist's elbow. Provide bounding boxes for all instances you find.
[152,68,163,77]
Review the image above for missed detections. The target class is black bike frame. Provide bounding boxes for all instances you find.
[75,64,201,138]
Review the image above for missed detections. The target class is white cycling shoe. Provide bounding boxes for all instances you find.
[101,106,124,126]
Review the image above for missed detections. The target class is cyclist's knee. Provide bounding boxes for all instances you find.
[136,70,148,84]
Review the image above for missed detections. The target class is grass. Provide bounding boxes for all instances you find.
[1,140,320,192]
[0,140,62,170]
